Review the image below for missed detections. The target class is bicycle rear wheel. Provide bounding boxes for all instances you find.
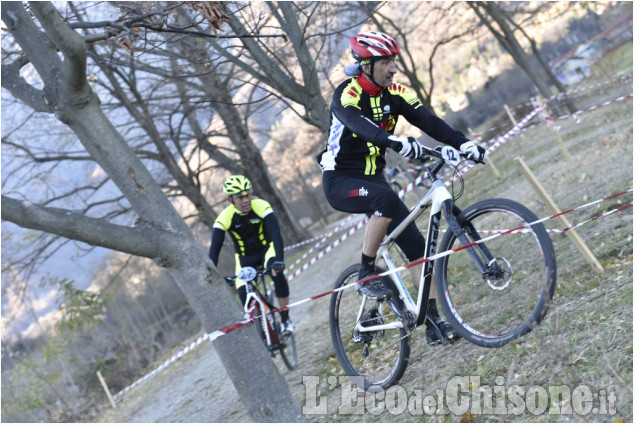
[436,198,557,348]
[329,264,410,392]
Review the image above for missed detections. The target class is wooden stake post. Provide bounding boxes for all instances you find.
[486,151,501,180]
[514,156,603,273]
[504,104,525,140]
[97,370,117,409]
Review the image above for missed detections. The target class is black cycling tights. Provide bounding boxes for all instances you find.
[323,171,426,261]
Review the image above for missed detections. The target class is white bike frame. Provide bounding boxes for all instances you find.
[240,268,276,347]
[353,176,454,334]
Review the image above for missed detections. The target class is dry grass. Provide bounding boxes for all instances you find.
[290,93,633,423]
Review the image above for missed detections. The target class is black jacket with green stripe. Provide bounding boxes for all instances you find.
[208,199,283,266]
[317,78,468,175]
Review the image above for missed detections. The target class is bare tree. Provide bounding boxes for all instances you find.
[204,2,334,134]
[172,31,308,241]
[468,1,565,116]
[356,2,476,114]
[266,115,330,227]
[498,2,577,113]
[76,2,307,242]
[1,2,303,421]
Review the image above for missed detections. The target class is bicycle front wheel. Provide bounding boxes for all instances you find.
[250,302,267,346]
[277,326,298,370]
[436,198,557,348]
[329,264,410,392]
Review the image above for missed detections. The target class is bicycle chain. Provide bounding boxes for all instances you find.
[352,308,420,368]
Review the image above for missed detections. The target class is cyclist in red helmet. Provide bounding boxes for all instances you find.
[316,31,486,345]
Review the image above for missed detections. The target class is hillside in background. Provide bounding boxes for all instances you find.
[1,2,632,422]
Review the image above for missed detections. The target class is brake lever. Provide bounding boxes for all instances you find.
[458,151,486,165]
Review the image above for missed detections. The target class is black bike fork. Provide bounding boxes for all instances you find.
[442,199,491,274]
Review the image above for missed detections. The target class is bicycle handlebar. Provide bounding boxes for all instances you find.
[416,145,485,165]
[224,266,272,285]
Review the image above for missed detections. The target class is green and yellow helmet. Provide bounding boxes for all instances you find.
[223,175,252,196]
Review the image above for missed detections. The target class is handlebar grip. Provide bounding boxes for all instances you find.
[421,145,486,165]
[458,150,486,165]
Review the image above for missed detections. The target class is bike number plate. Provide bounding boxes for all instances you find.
[237,266,257,281]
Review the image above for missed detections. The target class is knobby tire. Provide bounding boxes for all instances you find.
[436,198,557,348]
[277,324,298,370]
[329,264,410,392]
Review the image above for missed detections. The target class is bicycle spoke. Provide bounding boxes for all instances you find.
[437,200,556,347]
[330,265,410,391]
[277,333,297,370]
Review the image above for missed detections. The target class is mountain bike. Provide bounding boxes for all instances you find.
[329,146,557,391]
[225,267,298,370]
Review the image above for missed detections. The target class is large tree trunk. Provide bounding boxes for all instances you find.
[1,2,304,421]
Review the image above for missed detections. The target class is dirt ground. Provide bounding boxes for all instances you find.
[97,91,633,423]
[98,227,365,423]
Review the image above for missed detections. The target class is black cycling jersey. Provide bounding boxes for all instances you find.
[208,198,289,306]
[208,198,284,265]
[317,77,468,175]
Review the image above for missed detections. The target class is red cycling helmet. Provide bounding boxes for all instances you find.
[350,31,400,65]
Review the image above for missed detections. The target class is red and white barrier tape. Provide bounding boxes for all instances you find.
[345,196,633,288]
[506,73,633,112]
[113,334,209,400]
[284,215,357,251]
[445,109,538,187]
[287,216,365,273]
[553,93,633,122]
[206,189,634,353]
[112,188,632,402]
[532,97,561,131]
[393,109,536,199]
[287,218,367,281]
